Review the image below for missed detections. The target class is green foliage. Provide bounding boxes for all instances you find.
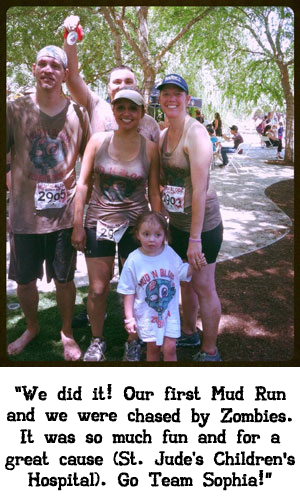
[6,6,293,121]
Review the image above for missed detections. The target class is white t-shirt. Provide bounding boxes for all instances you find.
[117,244,191,345]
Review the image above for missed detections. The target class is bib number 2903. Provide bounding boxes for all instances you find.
[162,185,185,213]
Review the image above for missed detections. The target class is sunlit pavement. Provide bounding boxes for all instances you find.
[6,138,293,295]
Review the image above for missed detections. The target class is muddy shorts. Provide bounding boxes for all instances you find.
[9,228,76,285]
[169,221,223,264]
[85,226,139,260]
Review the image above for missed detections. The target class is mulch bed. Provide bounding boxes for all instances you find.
[178,178,295,364]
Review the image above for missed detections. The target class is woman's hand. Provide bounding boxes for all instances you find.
[71,224,86,252]
[187,240,207,271]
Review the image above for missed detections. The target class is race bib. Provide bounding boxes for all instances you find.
[34,182,67,210]
[96,219,129,243]
[162,185,185,213]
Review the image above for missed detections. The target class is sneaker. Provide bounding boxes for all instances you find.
[83,338,106,362]
[176,330,201,347]
[72,309,107,328]
[193,349,222,362]
[123,340,142,362]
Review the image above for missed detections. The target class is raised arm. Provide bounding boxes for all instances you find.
[63,15,90,108]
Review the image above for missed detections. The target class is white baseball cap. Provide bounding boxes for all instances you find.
[112,89,144,106]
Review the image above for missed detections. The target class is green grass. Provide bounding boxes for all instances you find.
[6,284,128,362]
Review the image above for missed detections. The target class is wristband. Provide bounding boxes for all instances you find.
[189,237,201,243]
[124,317,135,324]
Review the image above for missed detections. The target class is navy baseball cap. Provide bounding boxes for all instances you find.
[156,74,189,93]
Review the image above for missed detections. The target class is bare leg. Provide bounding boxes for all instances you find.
[146,342,161,361]
[7,280,40,355]
[55,280,81,361]
[162,337,177,361]
[86,256,115,340]
[191,263,221,354]
[181,281,199,334]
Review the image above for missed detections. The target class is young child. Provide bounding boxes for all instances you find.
[206,124,220,152]
[117,211,206,361]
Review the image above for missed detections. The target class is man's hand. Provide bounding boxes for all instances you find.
[64,15,80,33]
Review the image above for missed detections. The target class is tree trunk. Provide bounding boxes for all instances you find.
[278,62,294,163]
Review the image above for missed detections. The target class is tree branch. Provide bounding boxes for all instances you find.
[100,7,122,65]
[154,7,215,63]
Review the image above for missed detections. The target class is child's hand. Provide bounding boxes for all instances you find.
[124,317,137,335]
[191,252,207,271]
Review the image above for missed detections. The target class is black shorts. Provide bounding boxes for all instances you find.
[85,226,139,259]
[169,221,223,264]
[9,228,76,285]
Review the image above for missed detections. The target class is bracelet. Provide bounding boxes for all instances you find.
[124,317,135,324]
[189,237,201,243]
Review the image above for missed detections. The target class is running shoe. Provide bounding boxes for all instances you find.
[176,330,201,347]
[193,349,222,362]
[83,338,106,362]
[123,340,142,362]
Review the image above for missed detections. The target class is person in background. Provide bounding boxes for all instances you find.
[206,124,220,153]
[212,112,222,136]
[263,124,283,159]
[195,109,201,122]
[220,125,244,167]
[6,45,90,361]
[278,122,284,142]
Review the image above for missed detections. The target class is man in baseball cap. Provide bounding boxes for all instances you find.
[220,125,244,166]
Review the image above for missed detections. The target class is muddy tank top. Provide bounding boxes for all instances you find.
[85,131,150,228]
[160,117,222,233]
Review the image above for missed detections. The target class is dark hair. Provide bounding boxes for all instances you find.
[195,109,201,116]
[206,125,215,134]
[133,211,170,241]
[107,65,136,84]
[264,124,271,133]
[215,112,221,120]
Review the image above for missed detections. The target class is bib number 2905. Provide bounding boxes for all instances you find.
[34,182,67,210]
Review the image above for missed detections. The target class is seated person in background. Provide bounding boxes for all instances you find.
[263,124,283,159]
[220,125,244,167]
